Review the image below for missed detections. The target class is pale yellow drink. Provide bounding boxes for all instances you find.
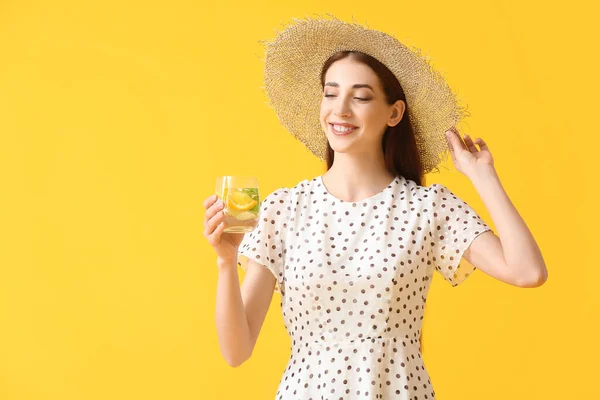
[215,176,260,233]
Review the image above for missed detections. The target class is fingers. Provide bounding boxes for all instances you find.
[205,218,226,246]
[463,135,478,153]
[445,128,458,151]
[204,198,224,225]
[203,194,218,210]
[204,196,224,222]
[475,137,488,150]
[449,128,468,151]
[204,207,226,237]
[445,130,458,164]
[203,194,227,240]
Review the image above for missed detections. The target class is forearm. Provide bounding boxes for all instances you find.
[470,166,547,282]
[215,257,252,367]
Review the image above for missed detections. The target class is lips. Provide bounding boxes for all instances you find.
[329,122,358,128]
[329,123,358,136]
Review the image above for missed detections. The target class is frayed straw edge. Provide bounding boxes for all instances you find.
[254,13,474,173]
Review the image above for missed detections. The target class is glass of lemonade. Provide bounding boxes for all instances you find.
[215,176,260,233]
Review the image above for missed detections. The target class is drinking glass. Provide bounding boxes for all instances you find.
[214,176,260,233]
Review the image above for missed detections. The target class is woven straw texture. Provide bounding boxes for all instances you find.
[258,14,470,174]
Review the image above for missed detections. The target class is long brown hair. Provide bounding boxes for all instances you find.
[320,50,427,353]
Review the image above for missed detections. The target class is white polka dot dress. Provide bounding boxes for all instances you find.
[237,175,492,399]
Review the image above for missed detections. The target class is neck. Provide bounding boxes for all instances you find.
[322,151,396,202]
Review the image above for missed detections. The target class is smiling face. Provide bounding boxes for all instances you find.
[320,56,405,157]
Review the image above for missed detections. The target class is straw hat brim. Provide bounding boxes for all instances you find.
[259,14,470,174]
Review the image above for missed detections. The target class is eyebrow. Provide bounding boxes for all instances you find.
[324,82,375,91]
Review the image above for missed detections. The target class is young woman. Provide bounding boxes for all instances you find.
[203,15,547,400]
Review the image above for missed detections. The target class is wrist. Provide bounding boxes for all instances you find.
[217,256,238,270]
[470,165,498,184]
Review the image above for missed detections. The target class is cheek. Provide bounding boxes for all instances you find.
[362,108,386,126]
[319,103,328,117]
[319,106,329,125]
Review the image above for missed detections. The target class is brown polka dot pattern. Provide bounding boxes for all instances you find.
[237,175,492,399]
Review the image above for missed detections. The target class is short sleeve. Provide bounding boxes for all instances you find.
[237,188,290,294]
[427,184,493,287]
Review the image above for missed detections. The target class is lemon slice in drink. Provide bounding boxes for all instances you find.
[227,189,258,212]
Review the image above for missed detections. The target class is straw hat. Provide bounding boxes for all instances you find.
[258,14,470,174]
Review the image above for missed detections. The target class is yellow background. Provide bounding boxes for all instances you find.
[1,1,598,399]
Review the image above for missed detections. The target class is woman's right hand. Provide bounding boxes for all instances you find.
[203,195,246,263]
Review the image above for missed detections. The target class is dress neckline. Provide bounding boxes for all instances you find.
[317,175,399,205]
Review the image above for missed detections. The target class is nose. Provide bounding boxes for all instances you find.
[331,94,353,118]
[334,110,351,118]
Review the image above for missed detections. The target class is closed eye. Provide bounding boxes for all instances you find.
[324,94,371,101]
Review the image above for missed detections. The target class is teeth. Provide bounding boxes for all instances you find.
[332,124,356,132]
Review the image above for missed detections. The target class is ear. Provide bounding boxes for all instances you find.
[388,100,406,127]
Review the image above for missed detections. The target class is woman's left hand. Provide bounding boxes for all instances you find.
[445,127,495,179]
